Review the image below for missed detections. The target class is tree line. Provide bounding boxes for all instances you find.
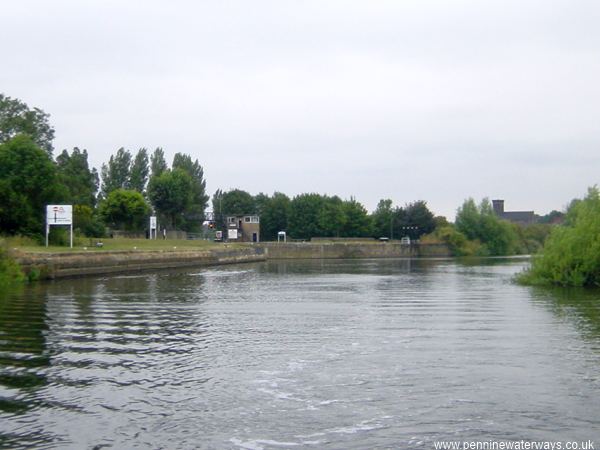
[1,93,559,255]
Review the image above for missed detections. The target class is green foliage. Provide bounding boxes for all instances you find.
[56,147,99,207]
[400,200,436,239]
[0,243,25,286]
[98,189,150,232]
[74,205,106,237]
[455,198,518,256]
[129,148,149,194]
[147,169,193,228]
[48,226,70,246]
[288,193,326,239]
[219,189,256,216]
[172,153,209,230]
[0,94,55,156]
[518,187,600,287]
[371,199,394,238]
[512,223,552,255]
[340,197,373,237]
[317,196,345,237]
[287,194,373,240]
[257,192,291,241]
[100,147,132,197]
[150,147,168,178]
[538,210,565,225]
[0,135,66,235]
[422,224,476,256]
[370,199,436,240]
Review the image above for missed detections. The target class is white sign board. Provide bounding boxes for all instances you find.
[228,229,238,240]
[149,216,158,239]
[45,205,73,248]
[46,205,72,225]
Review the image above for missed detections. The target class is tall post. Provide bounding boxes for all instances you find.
[70,223,73,248]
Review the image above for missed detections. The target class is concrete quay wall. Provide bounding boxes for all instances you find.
[17,246,267,279]
[260,242,451,259]
[15,242,451,280]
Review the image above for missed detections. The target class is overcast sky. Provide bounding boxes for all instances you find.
[2,0,600,219]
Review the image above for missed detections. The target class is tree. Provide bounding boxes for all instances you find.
[288,193,326,239]
[538,210,564,225]
[147,169,194,228]
[0,135,66,235]
[129,148,149,194]
[518,187,600,286]
[403,200,436,239]
[73,205,105,237]
[100,148,132,197]
[172,153,209,230]
[0,94,55,156]
[220,189,256,215]
[455,198,518,255]
[259,192,291,241]
[98,189,150,232]
[371,199,394,238]
[317,195,345,237]
[56,147,99,207]
[340,198,373,237]
[253,193,270,217]
[150,147,168,178]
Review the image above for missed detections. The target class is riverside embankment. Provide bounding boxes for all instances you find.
[260,242,451,259]
[15,242,451,279]
[15,246,267,279]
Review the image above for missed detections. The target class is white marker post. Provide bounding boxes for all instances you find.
[150,216,157,239]
[46,205,73,248]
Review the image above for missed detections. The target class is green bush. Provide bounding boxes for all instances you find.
[455,198,518,256]
[517,187,600,287]
[0,243,25,286]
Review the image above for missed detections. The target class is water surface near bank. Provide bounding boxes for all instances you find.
[1,258,599,449]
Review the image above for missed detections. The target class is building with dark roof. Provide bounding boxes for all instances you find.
[492,200,537,225]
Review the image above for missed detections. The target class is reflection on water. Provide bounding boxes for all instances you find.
[531,286,600,341]
[1,258,599,449]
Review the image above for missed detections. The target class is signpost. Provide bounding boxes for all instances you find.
[46,205,73,248]
[149,216,157,239]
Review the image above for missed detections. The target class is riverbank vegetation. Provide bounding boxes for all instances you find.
[0,241,24,286]
[517,187,600,287]
[0,93,560,258]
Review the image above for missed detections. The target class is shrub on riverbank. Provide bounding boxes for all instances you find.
[420,225,479,256]
[455,198,519,256]
[517,187,600,287]
[0,242,25,286]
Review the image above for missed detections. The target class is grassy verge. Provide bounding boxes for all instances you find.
[5,236,237,254]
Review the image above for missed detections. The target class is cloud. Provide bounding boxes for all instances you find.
[2,0,599,219]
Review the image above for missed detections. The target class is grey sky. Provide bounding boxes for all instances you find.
[3,0,600,219]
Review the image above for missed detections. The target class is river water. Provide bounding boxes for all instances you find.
[1,258,599,449]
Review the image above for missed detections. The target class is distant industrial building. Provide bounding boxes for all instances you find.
[226,215,260,242]
[492,200,537,225]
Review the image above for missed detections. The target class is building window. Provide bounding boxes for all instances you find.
[244,216,251,223]
[251,216,260,223]
[227,217,236,224]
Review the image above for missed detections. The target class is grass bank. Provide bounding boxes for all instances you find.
[5,236,227,254]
